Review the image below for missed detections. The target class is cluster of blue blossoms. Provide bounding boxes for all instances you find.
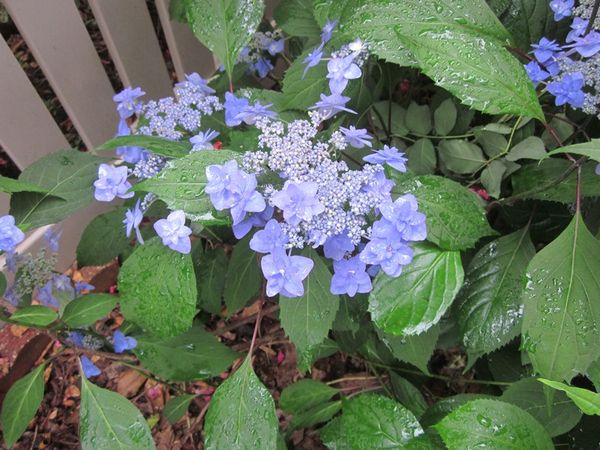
[526,0,600,114]
[238,30,285,78]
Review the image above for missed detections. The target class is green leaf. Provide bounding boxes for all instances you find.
[435,399,553,449]
[476,131,508,158]
[541,115,574,150]
[289,400,342,431]
[392,175,495,250]
[319,416,349,449]
[77,208,132,267]
[10,150,108,228]
[183,0,264,79]
[133,150,238,220]
[98,135,191,158]
[456,227,535,359]
[0,364,45,448]
[488,348,532,383]
[511,159,600,203]
[588,357,600,391]
[223,235,262,314]
[341,394,424,449]
[545,139,600,162]
[0,175,53,195]
[204,356,278,450]
[433,99,457,136]
[279,379,338,414]
[369,243,463,336]
[194,246,227,315]
[118,237,197,337]
[506,136,547,161]
[134,325,238,381]
[274,0,320,38]
[501,378,582,436]
[0,272,6,298]
[406,138,437,175]
[377,325,440,373]
[522,213,600,382]
[10,305,57,327]
[420,394,491,427]
[389,373,428,418]
[296,337,339,373]
[62,294,118,328]
[405,102,432,136]
[371,101,409,137]
[480,160,507,199]
[280,248,340,350]
[438,140,486,174]
[279,48,329,111]
[539,378,600,416]
[79,375,155,450]
[163,394,196,424]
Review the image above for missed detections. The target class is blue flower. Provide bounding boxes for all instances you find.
[38,280,59,307]
[363,145,408,172]
[567,18,589,42]
[5,251,18,273]
[547,72,586,108]
[567,31,600,57]
[359,237,414,277]
[224,92,250,126]
[261,249,313,297]
[233,205,274,239]
[360,171,394,200]
[266,38,285,56]
[253,57,274,78]
[525,61,550,86]
[205,160,242,210]
[4,286,18,305]
[124,199,144,244]
[228,172,266,225]
[80,356,101,378]
[531,37,562,63]
[53,274,75,297]
[596,163,600,175]
[75,282,95,294]
[323,233,355,261]
[190,129,220,151]
[320,19,337,44]
[0,215,25,253]
[93,164,134,202]
[311,93,356,119]
[44,228,62,253]
[153,210,192,254]
[340,126,372,148]
[379,194,427,242]
[175,72,215,94]
[303,44,324,78]
[113,330,137,353]
[271,181,325,226]
[330,256,372,297]
[250,219,288,254]
[327,54,362,94]
[115,119,148,164]
[234,101,276,125]
[550,0,573,21]
[69,331,85,347]
[113,86,145,119]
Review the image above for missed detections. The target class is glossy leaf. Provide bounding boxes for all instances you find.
[99,135,191,158]
[420,394,491,427]
[392,175,495,250]
[183,0,264,78]
[204,356,278,450]
[522,213,600,382]
[341,394,424,449]
[279,379,338,413]
[194,246,227,315]
[274,0,320,38]
[118,238,197,337]
[279,48,329,111]
[163,394,196,424]
[438,140,486,174]
[79,375,155,450]
[280,248,340,351]
[10,305,57,327]
[378,325,440,373]
[134,325,238,381]
[389,373,428,418]
[539,378,600,416]
[0,364,45,448]
[289,401,342,431]
[502,378,582,436]
[76,208,131,267]
[434,399,554,449]
[224,235,262,314]
[10,150,107,228]
[132,150,239,220]
[369,243,463,336]
[62,294,118,328]
[457,227,535,360]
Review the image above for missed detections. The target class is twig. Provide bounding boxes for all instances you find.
[326,375,380,385]
[584,0,600,36]
[248,284,266,356]
[212,304,279,336]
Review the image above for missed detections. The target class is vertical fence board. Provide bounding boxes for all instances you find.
[3,0,117,150]
[154,0,216,80]
[0,37,70,169]
[88,0,173,100]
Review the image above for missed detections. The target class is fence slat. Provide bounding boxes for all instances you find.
[88,0,173,100]
[0,37,69,169]
[154,0,216,80]
[3,0,117,150]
